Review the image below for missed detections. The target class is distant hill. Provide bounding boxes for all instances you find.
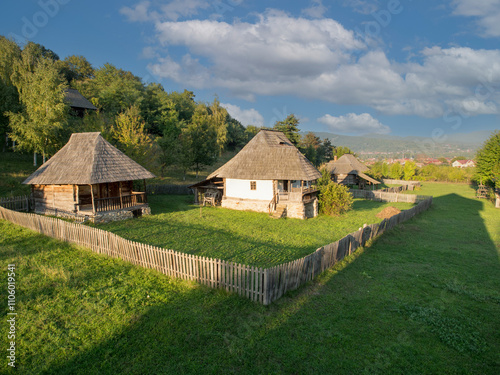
[308,130,493,158]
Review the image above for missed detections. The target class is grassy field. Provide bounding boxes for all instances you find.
[0,152,36,196]
[96,195,414,267]
[1,182,499,374]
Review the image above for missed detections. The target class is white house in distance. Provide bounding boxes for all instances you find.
[190,129,321,219]
[452,159,476,168]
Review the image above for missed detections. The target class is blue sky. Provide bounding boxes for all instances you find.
[1,0,500,139]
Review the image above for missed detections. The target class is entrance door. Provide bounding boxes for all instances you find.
[278,180,289,193]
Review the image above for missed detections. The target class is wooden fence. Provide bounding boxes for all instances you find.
[350,189,428,203]
[0,195,32,212]
[381,179,421,187]
[0,195,432,305]
[147,184,193,195]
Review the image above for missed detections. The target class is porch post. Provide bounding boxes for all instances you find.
[90,184,96,215]
[119,181,123,208]
[143,179,147,203]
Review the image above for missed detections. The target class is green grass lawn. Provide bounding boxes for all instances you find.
[96,196,414,267]
[1,183,499,374]
[0,152,36,196]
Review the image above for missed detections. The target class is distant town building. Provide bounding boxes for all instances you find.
[452,160,476,168]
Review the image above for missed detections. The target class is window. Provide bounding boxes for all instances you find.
[250,181,257,190]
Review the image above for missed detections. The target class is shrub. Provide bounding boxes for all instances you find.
[319,181,353,216]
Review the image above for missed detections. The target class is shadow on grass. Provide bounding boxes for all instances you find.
[7,188,500,374]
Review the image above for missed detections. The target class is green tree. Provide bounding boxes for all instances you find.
[403,160,417,181]
[334,146,356,158]
[0,36,21,148]
[8,55,68,164]
[475,130,500,189]
[207,97,228,155]
[112,105,160,172]
[57,55,94,84]
[178,104,218,178]
[389,163,403,179]
[273,114,301,147]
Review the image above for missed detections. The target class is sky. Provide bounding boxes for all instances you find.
[1,0,500,140]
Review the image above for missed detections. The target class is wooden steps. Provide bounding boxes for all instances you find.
[271,203,287,219]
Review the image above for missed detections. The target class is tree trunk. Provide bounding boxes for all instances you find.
[33,152,37,167]
[495,189,500,209]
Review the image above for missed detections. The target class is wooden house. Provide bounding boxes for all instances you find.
[325,154,380,189]
[23,132,155,223]
[191,129,321,219]
[65,88,97,117]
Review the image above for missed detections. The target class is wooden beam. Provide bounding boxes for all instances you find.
[90,184,96,215]
[119,181,123,208]
[143,179,148,203]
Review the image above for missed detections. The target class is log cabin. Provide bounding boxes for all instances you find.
[23,132,155,223]
[325,154,380,189]
[190,129,321,219]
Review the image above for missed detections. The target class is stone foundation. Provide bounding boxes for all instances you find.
[221,197,319,219]
[35,205,151,223]
[221,197,269,213]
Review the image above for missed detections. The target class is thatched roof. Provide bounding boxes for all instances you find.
[208,129,321,181]
[325,154,369,175]
[24,132,155,185]
[65,88,97,110]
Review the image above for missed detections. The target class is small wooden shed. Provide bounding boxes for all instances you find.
[325,154,380,189]
[23,132,155,222]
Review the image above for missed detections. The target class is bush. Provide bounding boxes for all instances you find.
[319,181,353,216]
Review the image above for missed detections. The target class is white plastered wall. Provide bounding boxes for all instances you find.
[225,179,274,201]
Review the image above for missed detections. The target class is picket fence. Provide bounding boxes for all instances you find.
[350,189,428,203]
[0,195,32,212]
[0,195,432,305]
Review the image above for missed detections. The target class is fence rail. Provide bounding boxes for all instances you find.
[0,193,432,305]
[146,184,193,195]
[0,195,32,212]
[350,189,428,203]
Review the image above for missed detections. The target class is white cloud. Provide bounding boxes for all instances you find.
[120,1,153,22]
[302,0,328,18]
[140,11,500,118]
[452,0,500,37]
[318,113,391,135]
[120,0,209,23]
[221,103,264,126]
[343,0,379,15]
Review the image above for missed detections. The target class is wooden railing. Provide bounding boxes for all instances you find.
[94,192,147,213]
[268,193,279,214]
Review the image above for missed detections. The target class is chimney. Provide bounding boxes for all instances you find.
[334,155,338,161]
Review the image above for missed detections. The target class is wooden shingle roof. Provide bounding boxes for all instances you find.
[23,132,155,185]
[325,154,369,175]
[208,129,321,181]
[65,88,97,110]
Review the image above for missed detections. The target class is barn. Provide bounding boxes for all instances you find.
[23,132,155,223]
[325,154,380,189]
[191,129,321,219]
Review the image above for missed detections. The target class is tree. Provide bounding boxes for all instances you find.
[389,163,403,179]
[207,97,228,155]
[0,36,21,149]
[301,131,320,165]
[112,105,160,173]
[403,161,417,181]
[273,114,301,147]
[475,130,500,207]
[178,104,218,178]
[334,146,356,158]
[8,55,68,164]
[57,55,94,84]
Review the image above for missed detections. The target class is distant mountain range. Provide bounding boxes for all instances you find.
[309,130,494,158]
